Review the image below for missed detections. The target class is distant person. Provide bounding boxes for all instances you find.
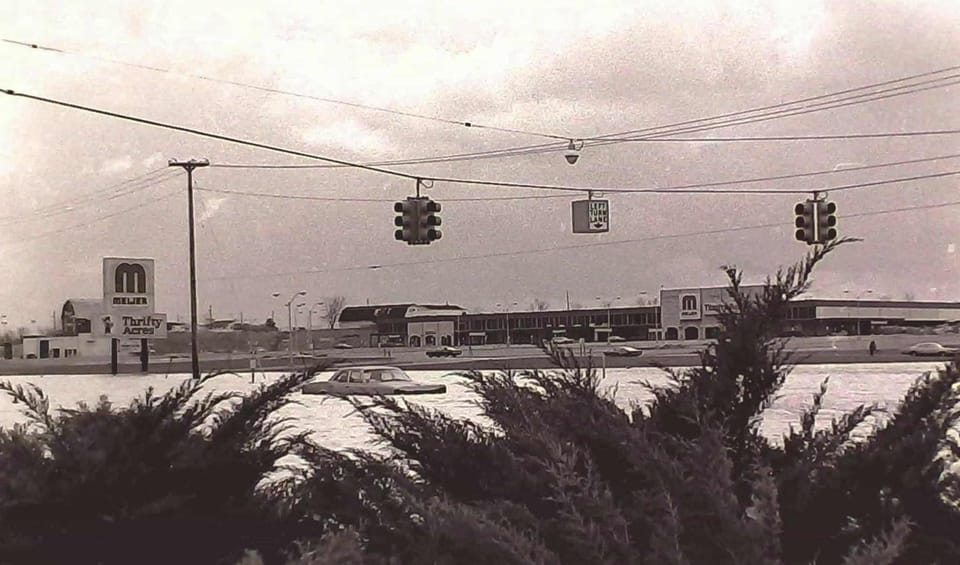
[869,340,877,356]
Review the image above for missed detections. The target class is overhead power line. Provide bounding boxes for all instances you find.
[196,187,570,202]
[210,73,960,170]
[196,168,960,202]
[419,169,960,195]
[601,128,960,142]
[6,37,958,163]
[0,171,178,226]
[587,67,960,142]
[5,89,958,198]
[212,151,960,196]
[1,37,568,141]
[200,198,960,281]
[0,167,172,221]
[1,88,424,181]
[0,190,179,247]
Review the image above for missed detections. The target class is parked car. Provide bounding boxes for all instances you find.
[900,342,958,357]
[301,366,446,396]
[607,336,626,343]
[604,346,644,357]
[333,343,353,349]
[550,336,575,345]
[426,346,463,358]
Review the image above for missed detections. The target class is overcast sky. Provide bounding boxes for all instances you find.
[1,0,959,328]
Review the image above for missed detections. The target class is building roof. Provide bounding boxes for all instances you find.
[339,303,466,322]
[61,298,104,319]
[794,298,960,309]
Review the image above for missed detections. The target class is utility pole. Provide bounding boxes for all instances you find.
[168,158,209,380]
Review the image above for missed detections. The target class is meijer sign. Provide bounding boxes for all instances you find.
[103,258,155,313]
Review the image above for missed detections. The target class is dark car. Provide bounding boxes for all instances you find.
[426,346,463,358]
[333,343,354,349]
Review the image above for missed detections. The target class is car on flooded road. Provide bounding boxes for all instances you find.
[301,366,446,396]
[426,346,463,358]
[604,346,644,357]
[900,342,958,357]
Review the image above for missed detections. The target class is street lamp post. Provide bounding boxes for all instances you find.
[308,302,325,351]
[273,290,307,369]
[606,296,621,328]
[843,289,873,336]
[595,296,621,341]
[496,301,518,346]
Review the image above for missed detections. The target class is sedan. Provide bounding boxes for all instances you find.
[302,366,446,396]
[333,343,354,349]
[604,346,644,357]
[426,346,463,358]
[900,342,958,357]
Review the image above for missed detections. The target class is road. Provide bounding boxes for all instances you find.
[0,334,955,375]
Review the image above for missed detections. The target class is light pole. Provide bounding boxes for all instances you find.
[843,289,873,336]
[273,290,307,368]
[496,301,518,346]
[169,158,209,380]
[294,303,307,351]
[308,302,325,351]
[595,296,620,341]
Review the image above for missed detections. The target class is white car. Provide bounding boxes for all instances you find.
[301,366,446,396]
[900,342,958,357]
[604,346,643,357]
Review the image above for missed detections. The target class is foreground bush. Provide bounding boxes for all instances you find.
[0,368,326,565]
[1,239,958,564]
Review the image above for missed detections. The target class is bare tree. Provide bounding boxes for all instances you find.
[532,298,550,311]
[324,296,347,329]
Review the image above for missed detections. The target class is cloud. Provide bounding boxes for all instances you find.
[301,119,392,155]
[141,152,165,168]
[198,195,226,222]
[99,156,134,175]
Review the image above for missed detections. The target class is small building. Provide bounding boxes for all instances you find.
[659,285,960,339]
[20,298,113,359]
[784,298,960,336]
[457,305,660,346]
[659,285,765,341]
[339,303,466,347]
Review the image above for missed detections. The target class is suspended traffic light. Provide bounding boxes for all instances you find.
[394,197,442,245]
[817,200,838,243]
[394,199,419,244]
[794,200,816,244]
[422,199,442,242]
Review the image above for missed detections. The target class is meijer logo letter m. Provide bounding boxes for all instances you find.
[115,263,146,294]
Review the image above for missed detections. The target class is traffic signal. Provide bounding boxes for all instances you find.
[394,198,419,244]
[422,199,442,242]
[817,200,838,243]
[394,197,442,245]
[794,200,816,244]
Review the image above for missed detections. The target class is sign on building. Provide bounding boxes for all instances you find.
[101,257,167,339]
[93,313,168,339]
[679,291,702,320]
[572,199,610,233]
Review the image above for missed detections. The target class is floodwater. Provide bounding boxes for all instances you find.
[0,362,950,453]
